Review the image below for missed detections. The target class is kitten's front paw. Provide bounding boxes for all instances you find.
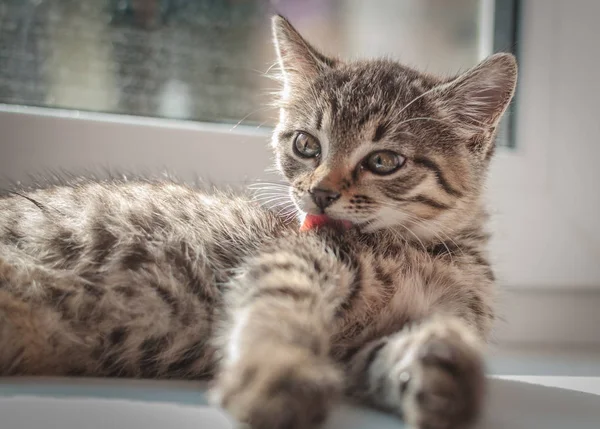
[399,320,485,429]
[210,347,342,429]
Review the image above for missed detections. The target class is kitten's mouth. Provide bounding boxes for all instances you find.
[299,214,353,232]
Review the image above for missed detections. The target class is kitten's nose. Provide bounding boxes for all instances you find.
[310,188,341,211]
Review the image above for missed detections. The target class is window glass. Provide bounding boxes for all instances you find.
[0,0,517,139]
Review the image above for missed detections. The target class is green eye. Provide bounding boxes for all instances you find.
[293,132,321,158]
[364,151,405,175]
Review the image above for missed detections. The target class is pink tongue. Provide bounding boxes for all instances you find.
[300,214,352,232]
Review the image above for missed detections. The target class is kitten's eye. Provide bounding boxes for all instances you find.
[293,132,321,158]
[364,151,405,175]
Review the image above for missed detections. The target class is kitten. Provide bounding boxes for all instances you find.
[0,15,516,429]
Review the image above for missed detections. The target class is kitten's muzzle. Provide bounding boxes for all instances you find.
[309,187,341,211]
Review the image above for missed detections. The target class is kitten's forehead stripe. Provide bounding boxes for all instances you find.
[329,94,339,119]
[356,105,384,128]
[315,110,324,131]
[373,123,388,142]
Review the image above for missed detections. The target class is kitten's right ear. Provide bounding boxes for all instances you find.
[435,53,517,131]
[272,15,335,88]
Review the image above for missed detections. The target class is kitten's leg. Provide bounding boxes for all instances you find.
[210,236,355,429]
[346,316,485,429]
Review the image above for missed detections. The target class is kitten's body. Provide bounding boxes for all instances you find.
[0,182,284,377]
[0,179,491,373]
[0,16,516,429]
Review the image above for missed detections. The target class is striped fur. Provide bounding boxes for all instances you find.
[0,15,516,429]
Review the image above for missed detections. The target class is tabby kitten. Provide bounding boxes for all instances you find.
[0,15,516,429]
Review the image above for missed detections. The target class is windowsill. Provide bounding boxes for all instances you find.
[489,344,600,377]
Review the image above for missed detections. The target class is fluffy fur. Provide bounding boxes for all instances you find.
[0,15,517,429]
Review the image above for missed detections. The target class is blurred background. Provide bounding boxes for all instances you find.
[0,0,514,135]
[1,0,599,377]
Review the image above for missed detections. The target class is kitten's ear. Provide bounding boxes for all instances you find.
[436,53,517,133]
[271,15,335,88]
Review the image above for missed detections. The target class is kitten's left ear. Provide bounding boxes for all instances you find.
[436,53,517,134]
[272,15,336,89]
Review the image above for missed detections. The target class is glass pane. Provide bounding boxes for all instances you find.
[0,0,517,136]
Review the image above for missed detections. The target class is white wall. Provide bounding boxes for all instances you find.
[550,0,600,245]
[483,0,600,291]
[488,0,600,346]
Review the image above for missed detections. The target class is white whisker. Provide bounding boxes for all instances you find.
[395,117,459,129]
[371,200,466,262]
[231,106,274,130]
[395,84,441,117]
[254,197,291,207]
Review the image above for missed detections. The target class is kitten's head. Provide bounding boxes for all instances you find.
[270,16,517,236]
